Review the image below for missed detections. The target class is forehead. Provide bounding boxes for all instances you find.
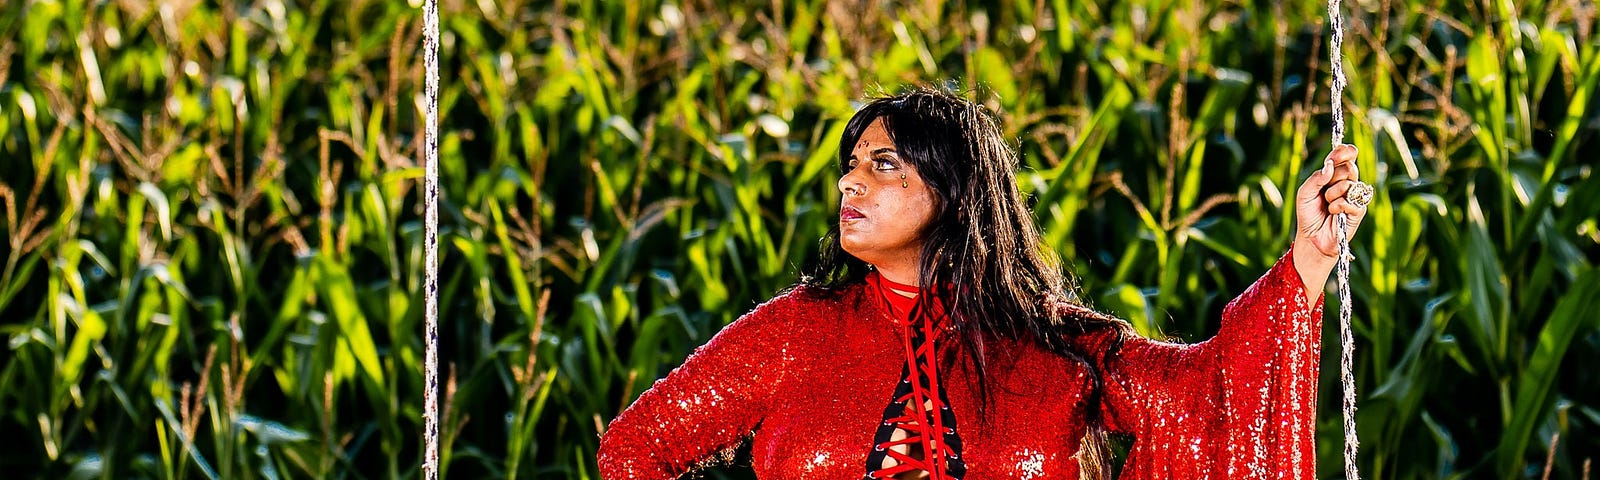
[854,118,894,150]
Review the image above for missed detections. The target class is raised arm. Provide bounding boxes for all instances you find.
[1083,145,1367,478]
[597,292,800,479]
[1081,247,1322,478]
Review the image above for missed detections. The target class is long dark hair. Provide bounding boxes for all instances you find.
[801,86,1129,479]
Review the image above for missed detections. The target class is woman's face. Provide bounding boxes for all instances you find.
[837,118,939,269]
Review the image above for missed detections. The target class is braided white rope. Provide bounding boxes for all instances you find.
[421,0,443,477]
[1327,0,1361,477]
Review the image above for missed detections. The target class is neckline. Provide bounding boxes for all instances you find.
[866,272,935,327]
[875,273,921,297]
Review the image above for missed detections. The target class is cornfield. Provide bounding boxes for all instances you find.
[1,0,1597,478]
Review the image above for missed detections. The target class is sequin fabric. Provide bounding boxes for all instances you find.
[1074,248,1325,478]
[598,248,1323,479]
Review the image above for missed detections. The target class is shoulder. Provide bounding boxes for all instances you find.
[724,282,868,334]
[692,283,872,371]
[756,282,864,314]
[1040,298,1137,354]
[1045,299,1119,324]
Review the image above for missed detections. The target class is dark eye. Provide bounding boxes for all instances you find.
[872,156,898,171]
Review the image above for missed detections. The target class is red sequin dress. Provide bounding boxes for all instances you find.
[598,248,1324,479]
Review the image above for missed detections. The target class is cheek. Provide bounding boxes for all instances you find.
[918,189,940,222]
[898,191,939,233]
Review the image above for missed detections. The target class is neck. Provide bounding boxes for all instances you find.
[873,259,920,289]
[875,269,919,297]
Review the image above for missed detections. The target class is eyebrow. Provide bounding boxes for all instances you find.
[848,147,898,162]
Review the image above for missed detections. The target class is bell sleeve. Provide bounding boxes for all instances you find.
[1082,245,1325,479]
[596,291,802,479]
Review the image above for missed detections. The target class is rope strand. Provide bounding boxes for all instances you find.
[1327,0,1361,477]
[1335,210,1361,480]
[421,0,443,478]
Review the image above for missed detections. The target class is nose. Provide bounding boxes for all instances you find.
[838,167,864,197]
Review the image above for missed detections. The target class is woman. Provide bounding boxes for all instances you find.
[598,87,1368,479]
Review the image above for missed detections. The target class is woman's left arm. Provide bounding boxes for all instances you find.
[1216,144,1371,474]
[1089,145,1367,478]
[1203,143,1369,475]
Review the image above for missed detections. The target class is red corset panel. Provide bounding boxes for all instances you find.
[863,273,964,479]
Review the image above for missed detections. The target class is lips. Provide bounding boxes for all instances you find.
[841,205,866,221]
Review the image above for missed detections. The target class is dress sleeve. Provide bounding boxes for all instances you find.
[597,292,800,479]
[1084,246,1324,479]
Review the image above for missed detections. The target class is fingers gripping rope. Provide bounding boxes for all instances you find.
[1327,0,1362,477]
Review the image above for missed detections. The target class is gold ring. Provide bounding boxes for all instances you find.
[1345,181,1373,209]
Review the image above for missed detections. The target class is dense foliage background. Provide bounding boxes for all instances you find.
[3,0,1598,478]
